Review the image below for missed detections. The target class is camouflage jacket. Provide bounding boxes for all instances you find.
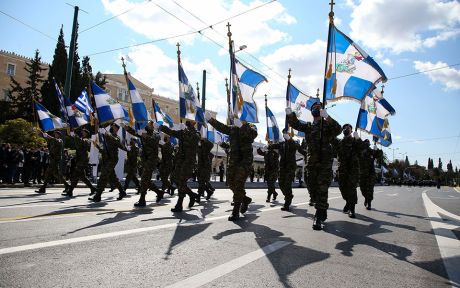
[160,125,199,165]
[198,139,214,167]
[160,142,174,169]
[271,138,301,169]
[333,136,363,173]
[359,146,383,174]
[46,136,63,164]
[70,135,91,165]
[126,145,139,170]
[257,148,279,174]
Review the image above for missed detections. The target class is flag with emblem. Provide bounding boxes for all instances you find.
[92,81,128,124]
[63,96,88,128]
[287,83,320,137]
[34,101,66,131]
[178,61,205,124]
[266,106,284,143]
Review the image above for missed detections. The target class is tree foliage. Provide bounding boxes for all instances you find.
[0,118,46,148]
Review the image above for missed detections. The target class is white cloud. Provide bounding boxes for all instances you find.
[382,58,393,67]
[101,0,295,53]
[348,0,460,53]
[414,61,460,90]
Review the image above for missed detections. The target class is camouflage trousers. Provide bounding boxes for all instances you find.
[359,173,375,201]
[306,159,333,210]
[197,165,212,192]
[139,161,157,196]
[160,166,173,191]
[279,166,295,200]
[227,164,250,203]
[338,170,358,205]
[96,160,122,193]
[173,161,194,197]
[44,161,68,186]
[70,162,94,189]
[124,168,139,189]
[266,172,277,195]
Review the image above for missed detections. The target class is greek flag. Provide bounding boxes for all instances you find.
[200,121,228,143]
[373,121,392,147]
[266,106,284,143]
[287,83,320,137]
[153,101,173,127]
[325,25,386,102]
[74,89,93,121]
[53,79,68,121]
[357,89,395,141]
[128,79,149,123]
[178,62,205,124]
[92,81,128,124]
[34,102,66,131]
[231,58,267,123]
[63,97,88,128]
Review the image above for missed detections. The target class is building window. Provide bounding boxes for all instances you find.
[165,105,169,114]
[1,89,11,102]
[6,63,16,76]
[117,88,128,102]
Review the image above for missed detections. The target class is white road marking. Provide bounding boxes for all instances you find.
[386,193,398,197]
[422,189,460,288]
[165,241,291,288]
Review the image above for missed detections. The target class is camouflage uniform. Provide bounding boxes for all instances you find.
[197,138,215,200]
[124,143,140,191]
[159,140,174,194]
[35,133,70,193]
[90,131,126,202]
[160,124,200,211]
[287,113,341,211]
[257,146,279,202]
[209,118,257,220]
[65,133,95,196]
[125,126,162,206]
[271,138,301,210]
[359,144,383,208]
[333,135,362,215]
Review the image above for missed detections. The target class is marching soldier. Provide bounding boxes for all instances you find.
[63,128,95,197]
[271,129,301,211]
[333,124,362,218]
[359,140,383,210]
[125,124,163,207]
[123,138,140,192]
[89,123,127,202]
[35,130,70,194]
[257,144,279,203]
[159,134,175,195]
[206,113,257,221]
[286,102,341,230]
[197,137,215,201]
[160,120,200,212]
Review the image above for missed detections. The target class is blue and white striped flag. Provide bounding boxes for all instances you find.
[178,62,205,124]
[74,88,93,121]
[287,83,320,137]
[92,81,128,124]
[373,120,392,147]
[357,89,395,141]
[53,79,68,121]
[153,101,177,145]
[325,25,386,102]
[128,79,149,123]
[266,106,284,143]
[34,102,66,131]
[63,96,88,128]
[200,121,228,144]
[231,58,267,123]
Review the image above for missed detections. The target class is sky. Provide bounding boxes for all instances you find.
[1,0,459,170]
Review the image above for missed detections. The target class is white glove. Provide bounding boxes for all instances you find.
[320,109,329,119]
[153,122,160,130]
[179,123,186,130]
[234,118,243,128]
[353,131,359,139]
[285,107,293,115]
[70,131,75,137]
[283,133,290,141]
[205,111,212,121]
[373,144,377,150]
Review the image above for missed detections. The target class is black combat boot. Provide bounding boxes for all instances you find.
[273,191,278,201]
[62,186,74,197]
[188,192,200,208]
[134,193,146,207]
[343,202,350,214]
[155,189,165,203]
[197,187,205,197]
[35,182,47,194]
[89,186,96,196]
[364,198,368,207]
[281,195,293,211]
[266,192,272,203]
[171,196,184,212]
[228,202,241,221]
[117,186,127,201]
[240,196,252,214]
[366,200,372,210]
[206,190,214,200]
[312,209,325,231]
[348,204,356,218]
[88,191,102,202]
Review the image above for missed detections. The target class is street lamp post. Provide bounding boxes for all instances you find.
[389,147,399,162]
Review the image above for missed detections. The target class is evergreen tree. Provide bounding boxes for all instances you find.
[427,158,433,170]
[41,26,67,116]
[69,22,83,102]
[9,50,45,122]
[405,155,410,167]
[81,56,107,90]
[415,160,418,166]
[438,158,443,171]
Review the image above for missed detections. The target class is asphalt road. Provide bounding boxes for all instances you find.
[0,185,459,288]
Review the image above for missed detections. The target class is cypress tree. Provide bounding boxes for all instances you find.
[41,26,68,116]
[69,22,83,102]
[81,56,107,90]
[438,158,443,171]
[9,50,45,122]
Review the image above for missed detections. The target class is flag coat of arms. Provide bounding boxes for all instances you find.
[357,90,395,138]
[325,25,386,102]
[287,83,320,137]
[92,81,128,124]
[34,102,66,131]
[63,96,88,128]
[178,62,205,124]
[231,58,267,123]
